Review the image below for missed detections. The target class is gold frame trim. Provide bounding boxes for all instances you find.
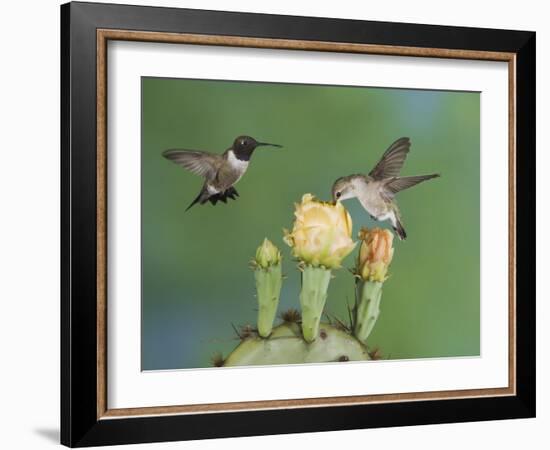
[96,29,517,420]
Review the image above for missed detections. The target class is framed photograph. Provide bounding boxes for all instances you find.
[61,1,535,447]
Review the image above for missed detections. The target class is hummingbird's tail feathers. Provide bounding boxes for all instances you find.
[185,184,214,211]
[224,187,239,200]
[388,208,407,240]
[186,186,240,211]
[207,187,240,206]
[393,219,407,240]
[185,192,204,211]
[385,173,440,195]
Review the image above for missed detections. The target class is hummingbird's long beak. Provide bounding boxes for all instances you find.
[257,142,283,148]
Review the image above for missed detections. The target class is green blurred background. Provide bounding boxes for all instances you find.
[141,77,480,370]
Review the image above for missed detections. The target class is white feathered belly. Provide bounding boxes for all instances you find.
[206,184,220,194]
[357,189,387,218]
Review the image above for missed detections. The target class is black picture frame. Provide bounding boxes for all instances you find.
[61,1,535,447]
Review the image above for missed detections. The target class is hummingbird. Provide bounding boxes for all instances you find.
[331,137,439,240]
[163,135,282,211]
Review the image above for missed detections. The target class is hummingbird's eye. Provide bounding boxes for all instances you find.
[336,192,342,198]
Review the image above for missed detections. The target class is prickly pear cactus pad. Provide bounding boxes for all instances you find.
[213,194,394,368]
[224,320,370,367]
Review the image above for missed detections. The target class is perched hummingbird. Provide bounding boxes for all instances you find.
[163,135,282,211]
[331,137,439,240]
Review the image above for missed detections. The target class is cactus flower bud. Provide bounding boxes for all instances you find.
[255,238,281,268]
[283,193,356,269]
[253,239,283,338]
[356,227,394,282]
[353,228,395,344]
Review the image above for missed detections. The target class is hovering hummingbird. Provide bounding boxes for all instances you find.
[163,135,282,211]
[331,137,439,240]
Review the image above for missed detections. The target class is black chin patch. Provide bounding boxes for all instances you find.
[233,147,253,161]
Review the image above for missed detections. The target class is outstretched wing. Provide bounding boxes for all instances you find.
[382,174,440,199]
[369,137,411,180]
[162,149,219,179]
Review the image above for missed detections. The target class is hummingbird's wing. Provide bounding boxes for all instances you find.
[369,137,411,180]
[382,174,440,199]
[162,149,220,179]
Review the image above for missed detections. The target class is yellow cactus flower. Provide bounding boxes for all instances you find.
[284,193,356,269]
[254,238,281,268]
[356,227,394,282]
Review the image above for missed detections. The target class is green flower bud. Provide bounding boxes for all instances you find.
[255,238,281,268]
